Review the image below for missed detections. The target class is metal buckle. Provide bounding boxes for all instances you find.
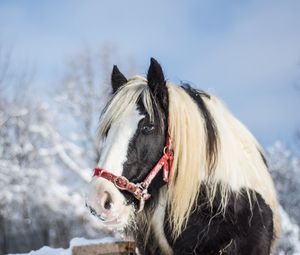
[136,185,150,212]
[114,176,129,190]
[133,183,146,199]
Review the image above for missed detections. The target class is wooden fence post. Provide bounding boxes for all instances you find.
[72,241,137,255]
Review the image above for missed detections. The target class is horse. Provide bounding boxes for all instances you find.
[86,58,280,255]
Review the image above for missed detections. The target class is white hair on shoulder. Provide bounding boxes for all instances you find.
[203,94,280,240]
[166,83,280,240]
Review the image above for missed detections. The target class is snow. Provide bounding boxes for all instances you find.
[276,207,300,255]
[14,247,67,255]
[267,142,300,254]
[9,237,119,255]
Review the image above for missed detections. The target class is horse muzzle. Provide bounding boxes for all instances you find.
[85,178,132,227]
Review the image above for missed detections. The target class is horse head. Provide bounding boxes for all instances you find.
[86,58,169,227]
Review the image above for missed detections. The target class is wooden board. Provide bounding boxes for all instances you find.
[72,241,137,255]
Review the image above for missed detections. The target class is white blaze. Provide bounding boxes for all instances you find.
[98,107,143,175]
[86,107,144,227]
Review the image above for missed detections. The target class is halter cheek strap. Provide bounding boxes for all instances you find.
[93,136,174,212]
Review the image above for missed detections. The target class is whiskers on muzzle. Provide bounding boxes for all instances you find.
[85,197,136,228]
[86,202,107,222]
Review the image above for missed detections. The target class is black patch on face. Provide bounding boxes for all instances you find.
[162,184,274,255]
[181,84,219,172]
[121,96,168,208]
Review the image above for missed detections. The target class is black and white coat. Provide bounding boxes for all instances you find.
[87,58,280,255]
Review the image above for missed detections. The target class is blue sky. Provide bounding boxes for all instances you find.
[1,0,300,147]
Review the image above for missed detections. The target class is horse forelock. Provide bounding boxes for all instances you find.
[97,76,154,140]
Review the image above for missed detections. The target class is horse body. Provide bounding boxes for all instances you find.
[134,186,273,255]
[86,59,280,255]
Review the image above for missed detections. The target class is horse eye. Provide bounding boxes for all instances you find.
[141,124,155,134]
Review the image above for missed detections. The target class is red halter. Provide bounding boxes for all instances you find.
[93,136,174,212]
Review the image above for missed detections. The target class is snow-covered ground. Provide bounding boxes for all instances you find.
[9,237,119,255]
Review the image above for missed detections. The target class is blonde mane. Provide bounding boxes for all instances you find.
[166,83,280,239]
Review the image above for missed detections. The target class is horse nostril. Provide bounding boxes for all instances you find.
[103,192,113,210]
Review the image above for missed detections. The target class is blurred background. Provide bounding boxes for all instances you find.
[0,0,300,254]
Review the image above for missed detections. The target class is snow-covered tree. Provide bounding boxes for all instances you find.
[0,96,108,253]
[0,45,135,254]
[54,46,136,165]
[0,45,102,254]
[275,207,300,255]
[267,142,300,254]
[267,142,300,226]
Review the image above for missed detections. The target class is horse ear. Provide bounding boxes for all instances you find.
[147,58,168,110]
[147,58,165,92]
[111,65,128,93]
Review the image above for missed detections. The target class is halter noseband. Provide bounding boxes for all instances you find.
[93,136,173,212]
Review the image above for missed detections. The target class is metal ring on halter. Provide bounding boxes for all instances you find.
[163,146,168,154]
[114,176,129,190]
